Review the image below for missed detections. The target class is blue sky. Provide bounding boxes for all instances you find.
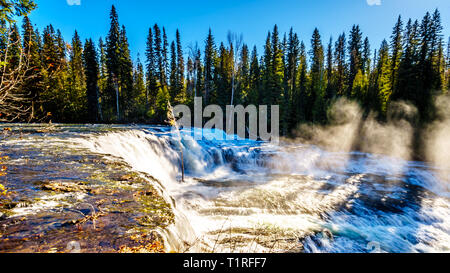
[28,0,449,62]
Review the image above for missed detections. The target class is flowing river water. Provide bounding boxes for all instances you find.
[1,124,449,253]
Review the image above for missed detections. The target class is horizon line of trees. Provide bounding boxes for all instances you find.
[1,4,449,136]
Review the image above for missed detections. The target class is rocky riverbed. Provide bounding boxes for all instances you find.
[0,124,174,253]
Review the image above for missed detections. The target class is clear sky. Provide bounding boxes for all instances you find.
[28,0,449,62]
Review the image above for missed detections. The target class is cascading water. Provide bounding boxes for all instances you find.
[79,126,450,253]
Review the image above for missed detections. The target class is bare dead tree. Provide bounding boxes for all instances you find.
[226,31,243,130]
[187,42,200,98]
[227,31,243,107]
[0,23,65,123]
[0,24,33,122]
[0,0,37,121]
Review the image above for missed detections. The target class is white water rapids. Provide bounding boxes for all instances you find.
[77,126,450,253]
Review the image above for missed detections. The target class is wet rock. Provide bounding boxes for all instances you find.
[41,182,92,193]
[119,174,133,181]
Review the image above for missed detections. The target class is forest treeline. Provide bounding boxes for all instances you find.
[1,4,449,136]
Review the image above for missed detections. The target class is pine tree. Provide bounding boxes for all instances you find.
[195,47,203,100]
[83,38,100,122]
[22,16,43,120]
[133,54,147,121]
[162,27,169,87]
[430,9,444,92]
[352,37,370,103]
[153,24,164,89]
[238,43,250,105]
[334,33,347,97]
[416,11,435,121]
[175,29,185,103]
[186,57,194,98]
[41,24,65,120]
[390,16,403,93]
[67,30,86,121]
[169,40,177,101]
[446,36,450,92]
[204,29,216,104]
[105,5,121,121]
[348,25,363,95]
[248,46,260,106]
[42,25,59,74]
[394,19,420,102]
[55,30,66,68]
[310,28,325,122]
[361,37,372,108]
[119,25,134,119]
[325,37,334,101]
[7,23,21,68]
[270,25,284,107]
[284,28,299,132]
[215,42,232,109]
[362,37,371,75]
[145,27,157,114]
[98,37,107,120]
[294,41,308,123]
[261,31,272,106]
[376,40,392,116]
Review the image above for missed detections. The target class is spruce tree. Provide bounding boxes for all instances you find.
[376,40,392,116]
[204,29,216,104]
[416,11,435,121]
[446,36,450,92]
[270,25,284,107]
[348,25,363,95]
[175,29,185,103]
[390,16,403,93]
[105,5,121,121]
[169,40,177,101]
[285,28,300,132]
[430,9,444,92]
[153,24,164,88]
[295,41,308,123]
[83,38,100,122]
[310,28,325,122]
[394,19,419,102]
[68,30,86,121]
[248,46,260,106]
[41,25,67,121]
[334,33,347,97]
[162,27,169,87]
[119,25,134,119]
[98,37,107,120]
[7,23,21,68]
[195,48,203,100]
[133,55,147,121]
[22,16,43,120]
[261,31,272,106]
[362,37,371,74]
[215,42,232,109]
[325,37,334,101]
[238,43,250,105]
[145,27,157,114]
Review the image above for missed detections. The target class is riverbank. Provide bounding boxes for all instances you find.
[0,125,174,253]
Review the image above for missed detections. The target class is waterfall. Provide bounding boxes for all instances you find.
[78,126,450,253]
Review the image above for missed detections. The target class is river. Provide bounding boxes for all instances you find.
[0,124,449,253]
